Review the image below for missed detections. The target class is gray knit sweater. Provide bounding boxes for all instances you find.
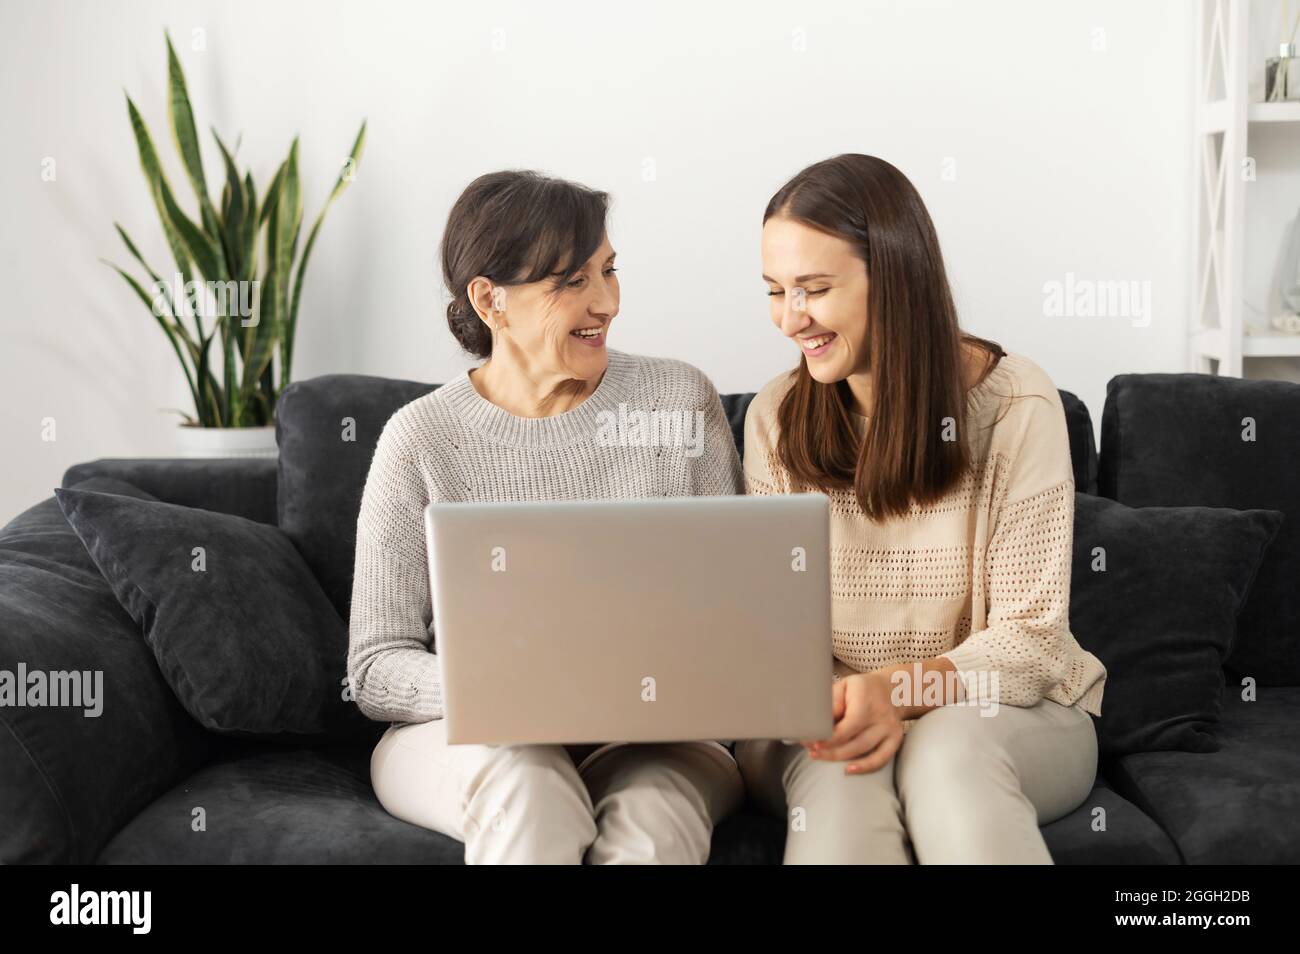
[346,348,744,725]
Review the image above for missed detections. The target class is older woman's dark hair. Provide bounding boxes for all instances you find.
[440,170,610,359]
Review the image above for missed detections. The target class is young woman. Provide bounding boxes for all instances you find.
[739,154,1108,864]
[348,170,744,864]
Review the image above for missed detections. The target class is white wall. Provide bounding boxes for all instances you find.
[0,0,1197,518]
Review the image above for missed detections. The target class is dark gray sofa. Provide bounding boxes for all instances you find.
[3,369,1297,864]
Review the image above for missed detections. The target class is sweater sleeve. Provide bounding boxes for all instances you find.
[689,370,744,496]
[938,386,1078,709]
[346,420,445,723]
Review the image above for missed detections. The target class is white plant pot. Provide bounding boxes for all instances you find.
[175,424,278,459]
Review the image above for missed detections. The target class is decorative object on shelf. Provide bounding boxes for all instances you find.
[1268,313,1300,334]
[1265,3,1300,101]
[1266,42,1298,100]
[103,33,366,457]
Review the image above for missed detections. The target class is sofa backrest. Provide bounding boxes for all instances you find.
[275,373,1098,620]
[276,374,437,618]
[1099,372,1300,686]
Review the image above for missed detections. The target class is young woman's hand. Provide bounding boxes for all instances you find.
[801,672,904,774]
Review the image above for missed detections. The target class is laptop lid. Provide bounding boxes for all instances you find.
[426,493,833,745]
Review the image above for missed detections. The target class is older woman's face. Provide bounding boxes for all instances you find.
[489,235,619,381]
[761,216,869,384]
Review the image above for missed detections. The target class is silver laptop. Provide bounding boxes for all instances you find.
[424,494,833,746]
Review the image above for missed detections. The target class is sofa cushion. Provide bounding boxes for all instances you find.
[1038,775,1181,864]
[0,478,211,863]
[1069,493,1283,756]
[53,486,379,744]
[1105,685,1300,863]
[94,739,786,864]
[97,743,464,863]
[94,736,1168,864]
[1099,373,1300,684]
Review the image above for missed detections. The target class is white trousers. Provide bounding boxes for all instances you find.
[371,718,744,864]
[736,696,1099,864]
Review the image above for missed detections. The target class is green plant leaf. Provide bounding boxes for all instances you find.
[165,32,220,238]
[277,138,302,277]
[112,225,217,406]
[221,313,238,425]
[259,160,285,227]
[102,258,200,413]
[240,171,258,283]
[266,140,300,390]
[285,120,366,384]
[241,191,283,397]
[195,330,223,426]
[242,267,279,396]
[240,156,287,396]
[158,172,227,282]
[126,94,192,282]
[227,170,259,365]
[112,223,198,351]
[212,130,245,278]
[211,130,248,427]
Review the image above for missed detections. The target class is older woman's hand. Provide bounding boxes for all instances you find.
[800,671,904,775]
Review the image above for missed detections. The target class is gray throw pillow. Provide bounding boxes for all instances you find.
[55,487,380,743]
[1070,492,1284,756]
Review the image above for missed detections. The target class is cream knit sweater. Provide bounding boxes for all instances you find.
[346,349,744,725]
[743,351,1107,731]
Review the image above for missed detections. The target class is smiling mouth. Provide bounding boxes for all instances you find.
[570,326,606,346]
[799,332,837,352]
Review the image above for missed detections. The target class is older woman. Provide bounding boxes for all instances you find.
[348,170,744,864]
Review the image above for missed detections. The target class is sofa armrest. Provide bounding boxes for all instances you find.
[61,458,278,525]
[0,481,213,862]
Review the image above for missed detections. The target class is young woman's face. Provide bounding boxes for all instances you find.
[480,235,619,381]
[761,216,869,383]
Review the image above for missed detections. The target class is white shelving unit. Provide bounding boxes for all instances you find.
[1191,0,1300,375]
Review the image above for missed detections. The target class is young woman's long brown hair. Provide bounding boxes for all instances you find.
[765,154,1011,521]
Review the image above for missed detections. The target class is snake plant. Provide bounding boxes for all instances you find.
[105,32,365,427]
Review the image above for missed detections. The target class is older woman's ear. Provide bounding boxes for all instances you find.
[468,277,504,332]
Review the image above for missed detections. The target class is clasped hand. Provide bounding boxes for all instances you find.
[800,671,904,774]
